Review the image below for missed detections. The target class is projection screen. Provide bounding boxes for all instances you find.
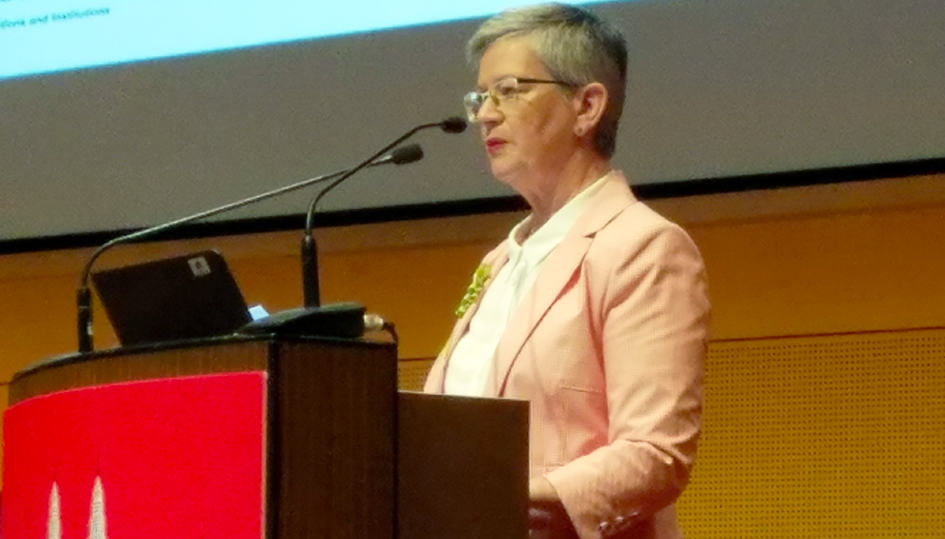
[2,0,944,243]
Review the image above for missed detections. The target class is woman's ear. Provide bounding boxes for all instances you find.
[572,82,608,137]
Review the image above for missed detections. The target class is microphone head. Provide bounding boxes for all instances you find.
[439,117,468,133]
[390,143,424,165]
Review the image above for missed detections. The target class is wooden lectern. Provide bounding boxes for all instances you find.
[2,335,527,538]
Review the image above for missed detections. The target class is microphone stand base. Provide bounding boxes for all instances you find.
[238,302,366,339]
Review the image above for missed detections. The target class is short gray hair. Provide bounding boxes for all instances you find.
[466,3,628,158]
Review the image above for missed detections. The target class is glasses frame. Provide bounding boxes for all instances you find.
[463,76,575,122]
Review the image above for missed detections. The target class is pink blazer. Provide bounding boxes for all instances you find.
[424,172,710,539]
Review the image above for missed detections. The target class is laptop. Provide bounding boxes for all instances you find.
[91,250,252,346]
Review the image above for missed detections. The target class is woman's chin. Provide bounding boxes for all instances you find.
[490,168,519,189]
[488,156,522,185]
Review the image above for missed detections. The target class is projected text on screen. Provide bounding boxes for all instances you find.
[0,0,606,80]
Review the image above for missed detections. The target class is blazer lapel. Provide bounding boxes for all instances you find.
[486,172,638,396]
[485,235,591,396]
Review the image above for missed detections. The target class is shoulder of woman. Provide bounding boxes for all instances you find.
[591,201,698,258]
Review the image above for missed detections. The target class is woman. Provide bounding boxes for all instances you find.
[424,4,710,538]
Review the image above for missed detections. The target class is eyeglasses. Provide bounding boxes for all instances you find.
[462,76,574,122]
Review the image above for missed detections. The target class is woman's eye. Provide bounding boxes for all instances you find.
[494,82,518,98]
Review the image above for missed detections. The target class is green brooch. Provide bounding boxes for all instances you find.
[455,263,491,318]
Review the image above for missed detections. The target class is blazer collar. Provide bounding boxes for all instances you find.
[429,171,637,395]
[485,171,638,396]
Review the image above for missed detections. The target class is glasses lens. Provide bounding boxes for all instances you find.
[493,77,519,100]
[463,91,484,122]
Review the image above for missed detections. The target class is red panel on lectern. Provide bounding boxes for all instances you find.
[1,371,266,538]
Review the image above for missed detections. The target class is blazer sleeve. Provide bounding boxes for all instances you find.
[545,218,710,537]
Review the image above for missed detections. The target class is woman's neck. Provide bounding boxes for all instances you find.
[519,153,611,232]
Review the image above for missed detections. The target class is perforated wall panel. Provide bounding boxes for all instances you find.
[679,328,945,537]
[398,357,435,392]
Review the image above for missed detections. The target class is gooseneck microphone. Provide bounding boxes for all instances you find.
[75,143,423,353]
[301,117,467,307]
[439,116,468,134]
